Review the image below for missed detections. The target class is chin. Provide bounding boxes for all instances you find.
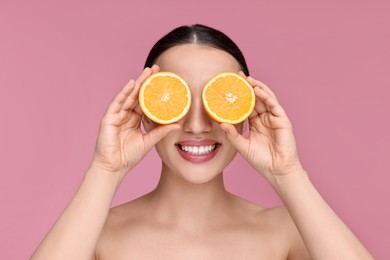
[175,164,224,184]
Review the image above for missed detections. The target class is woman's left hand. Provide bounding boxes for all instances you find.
[220,75,304,184]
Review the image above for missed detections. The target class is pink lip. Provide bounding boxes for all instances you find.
[176,139,220,163]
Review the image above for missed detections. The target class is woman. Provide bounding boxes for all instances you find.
[32,24,373,259]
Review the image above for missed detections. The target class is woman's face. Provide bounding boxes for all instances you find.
[144,44,244,184]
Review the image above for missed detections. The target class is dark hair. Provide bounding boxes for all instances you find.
[144,24,249,76]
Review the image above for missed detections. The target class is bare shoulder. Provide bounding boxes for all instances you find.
[95,194,153,259]
[228,194,292,228]
[107,194,150,223]
[229,195,310,259]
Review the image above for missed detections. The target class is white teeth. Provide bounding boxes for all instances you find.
[180,144,216,155]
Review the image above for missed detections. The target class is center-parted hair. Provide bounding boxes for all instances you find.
[144,24,249,76]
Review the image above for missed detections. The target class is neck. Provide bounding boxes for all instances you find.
[149,163,232,233]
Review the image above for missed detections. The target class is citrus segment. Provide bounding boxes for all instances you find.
[139,72,191,124]
[202,72,255,124]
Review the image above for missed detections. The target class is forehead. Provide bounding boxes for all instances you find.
[155,44,241,85]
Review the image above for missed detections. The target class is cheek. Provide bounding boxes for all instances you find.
[154,137,176,166]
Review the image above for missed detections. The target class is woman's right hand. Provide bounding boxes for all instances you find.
[90,65,179,180]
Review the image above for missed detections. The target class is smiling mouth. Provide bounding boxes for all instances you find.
[177,144,219,155]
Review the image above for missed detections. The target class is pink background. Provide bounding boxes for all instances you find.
[1,1,389,259]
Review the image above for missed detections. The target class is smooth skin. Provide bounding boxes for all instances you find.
[31,44,374,260]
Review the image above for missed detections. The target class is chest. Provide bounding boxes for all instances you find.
[97,227,290,260]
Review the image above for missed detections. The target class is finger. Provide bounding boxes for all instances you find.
[136,67,153,84]
[122,110,143,129]
[102,109,132,127]
[247,77,277,100]
[248,116,266,133]
[237,71,247,77]
[122,85,139,111]
[122,99,144,129]
[122,67,153,111]
[106,79,136,114]
[133,102,143,115]
[254,87,287,118]
[111,103,144,129]
[219,123,249,156]
[251,95,268,116]
[143,124,181,150]
[150,64,160,74]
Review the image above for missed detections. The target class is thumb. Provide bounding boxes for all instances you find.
[144,124,180,150]
[220,123,248,156]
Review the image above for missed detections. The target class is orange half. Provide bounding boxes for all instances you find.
[139,72,191,124]
[202,72,255,124]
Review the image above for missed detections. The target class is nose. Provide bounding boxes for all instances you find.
[182,98,213,134]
